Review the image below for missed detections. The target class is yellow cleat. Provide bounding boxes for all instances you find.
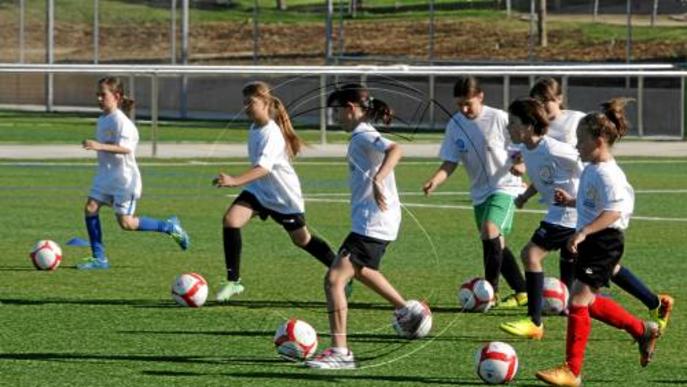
[499,318,544,340]
[536,364,581,387]
[649,293,674,334]
[497,292,528,308]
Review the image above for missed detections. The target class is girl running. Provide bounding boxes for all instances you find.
[422,76,527,307]
[536,99,661,386]
[306,84,420,369]
[80,77,189,270]
[213,81,339,302]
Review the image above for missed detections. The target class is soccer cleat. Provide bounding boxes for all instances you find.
[215,280,245,302]
[344,280,354,300]
[637,320,660,367]
[305,348,356,369]
[167,216,190,251]
[497,292,528,308]
[536,363,581,387]
[499,318,544,340]
[76,257,110,270]
[649,293,674,334]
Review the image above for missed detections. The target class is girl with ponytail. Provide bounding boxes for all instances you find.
[212,81,341,302]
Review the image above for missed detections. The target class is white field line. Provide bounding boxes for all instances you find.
[301,197,687,223]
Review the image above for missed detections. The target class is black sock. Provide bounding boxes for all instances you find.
[482,237,503,292]
[302,235,336,267]
[526,271,544,326]
[612,266,660,310]
[559,257,576,291]
[223,227,242,281]
[501,247,527,293]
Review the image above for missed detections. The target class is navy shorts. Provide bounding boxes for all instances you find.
[233,191,306,231]
[530,221,577,263]
[575,228,624,289]
[338,232,390,270]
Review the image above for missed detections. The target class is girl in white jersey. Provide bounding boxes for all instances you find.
[306,84,426,370]
[422,76,527,308]
[212,81,339,302]
[537,99,661,387]
[79,77,189,270]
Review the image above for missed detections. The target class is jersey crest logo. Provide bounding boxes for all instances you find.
[455,138,467,152]
[583,186,598,208]
[538,165,555,185]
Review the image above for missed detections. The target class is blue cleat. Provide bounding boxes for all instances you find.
[167,216,190,251]
[77,257,111,270]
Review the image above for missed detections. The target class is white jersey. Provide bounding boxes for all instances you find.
[91,109,142,198]
[245,120,305,215]
[347,122,401,241]
[521,136,583,228]
[576,159,634,231]
[548,110,585,146]
[439,105,523,205]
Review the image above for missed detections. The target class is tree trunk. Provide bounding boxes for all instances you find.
[276,0,287,11]
[537,0,547,47]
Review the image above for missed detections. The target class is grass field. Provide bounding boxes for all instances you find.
[0,156,685,386]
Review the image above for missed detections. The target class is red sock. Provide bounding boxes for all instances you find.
[566,305,590,376]
[589,295,644,338]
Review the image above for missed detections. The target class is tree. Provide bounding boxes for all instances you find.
[276,0,287,11]
[537,0,547,47]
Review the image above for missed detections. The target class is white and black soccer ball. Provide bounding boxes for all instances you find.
[171,272,208,307]
[392,299,433,339]
[475,341,519,384]
[458,277,495,312]
[273,319,318,361]
[29,240,62,271]
[542,277,569,315]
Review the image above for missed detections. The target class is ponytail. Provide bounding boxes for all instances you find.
[579,97,632,146]
[98,76,135,118]
[327,83,394,125]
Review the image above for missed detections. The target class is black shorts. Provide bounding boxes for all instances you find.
[338,232,390,270]
[233,191,306,231]
[530,221,577,262]
[575,228,624,289]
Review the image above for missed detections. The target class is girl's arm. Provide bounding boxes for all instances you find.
[515,183,538,208]
[422,161,457,196]
[567,210,621,253]
[373,143,402,211]
[553,187,576,207]
[213,166,269,188]
[82,140,131,154]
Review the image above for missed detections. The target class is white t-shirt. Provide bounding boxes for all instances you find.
[245,120,305,214]
[91,109,142,198]
[347,122,401,241]
[548,110,585,146]
[439,105,523,205]
[576,159,634,231]
[521,136,583,228]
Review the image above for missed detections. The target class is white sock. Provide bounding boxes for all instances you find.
[332,346,349,355]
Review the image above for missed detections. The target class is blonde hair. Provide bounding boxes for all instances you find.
[579,97,632,146]
[98,77,134,117]
[242,81,303,158]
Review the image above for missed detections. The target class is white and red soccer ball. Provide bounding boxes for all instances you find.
[475,341,519,384]
[392,299,433,339]
[273,319,318,361]
[171,273,208,307]
[458,277,495,312]
[542,277,569,315]
[29,240,62,270]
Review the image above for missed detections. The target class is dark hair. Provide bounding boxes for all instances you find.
[453,76,482,98]
[578,97,631,145]
[326,83,393,125]
[530,77,564,108]
[508,98,549,135]
[242,81,303,158]
[98,77,135,117]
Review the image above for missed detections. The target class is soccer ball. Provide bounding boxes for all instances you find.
[475,341,519,384]
[273,319,318,361]
[171,273,208,307]
[458,277,495,312]
[542,277,569,315]
[392,300,433,339]
[29,240,62,270]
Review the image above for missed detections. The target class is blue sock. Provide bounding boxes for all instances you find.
[85,215,105,260]
[137,217,173,233]
[612,266,660,310]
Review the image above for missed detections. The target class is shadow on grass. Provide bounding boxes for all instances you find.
[223,371,487,385]
[0,298,169,307]
[0,352,283,366]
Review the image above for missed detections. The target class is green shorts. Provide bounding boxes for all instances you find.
[473,192,516,236]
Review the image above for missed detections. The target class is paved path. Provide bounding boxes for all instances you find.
[0,141,685,159]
